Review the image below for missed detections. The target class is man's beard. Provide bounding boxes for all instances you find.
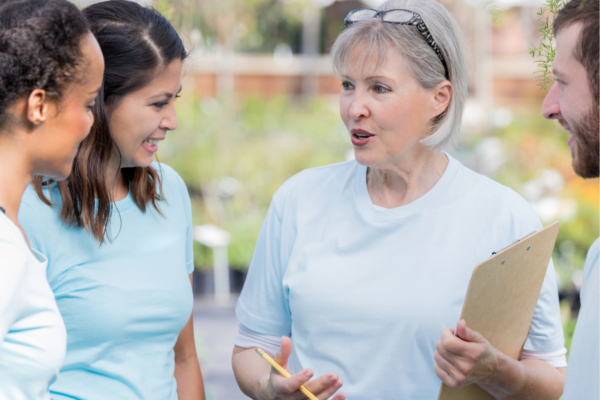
[568,103,599,178]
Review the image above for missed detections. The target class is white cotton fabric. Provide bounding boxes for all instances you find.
[236,155,565,399]
[563,238,599,399]
[235,324,281,355]
[0,212,66,400]
[236,326,568,368]
[520,347,567,368]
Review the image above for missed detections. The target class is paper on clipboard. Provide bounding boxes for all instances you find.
[437,221,560,400]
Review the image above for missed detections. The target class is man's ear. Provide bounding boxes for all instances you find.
[26,89,49,125]
[432,81,452,118]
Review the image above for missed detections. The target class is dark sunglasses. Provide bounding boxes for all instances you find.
[344,8,449,80]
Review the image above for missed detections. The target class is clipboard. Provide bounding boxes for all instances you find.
[437,221,560,400]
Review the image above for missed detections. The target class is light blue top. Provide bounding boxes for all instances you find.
[563,238,599,400]
[236,155,565,399]
[0,213,66,400]
[18,163,194,400]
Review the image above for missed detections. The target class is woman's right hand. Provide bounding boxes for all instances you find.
[263,337,346,400]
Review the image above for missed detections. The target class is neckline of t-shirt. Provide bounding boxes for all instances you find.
[112,187,135,213]
[355,152,460,221]
[42,181,137,213]
[0,212,48,264]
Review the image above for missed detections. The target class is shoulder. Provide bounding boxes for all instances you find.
[0,216,28,266]
[153,162,185,186]
[451,157,541,225]
[587,238,600,260]
[152,162,189,198]
[583,238,600,282]
[20,184,59,215]
[273,160,357,204]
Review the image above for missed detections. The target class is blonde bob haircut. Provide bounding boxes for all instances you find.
[331,0,469,151]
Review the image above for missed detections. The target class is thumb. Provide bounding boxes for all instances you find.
[273,336,292,368]
[456,320,485,343]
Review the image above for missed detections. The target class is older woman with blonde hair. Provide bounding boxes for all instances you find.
[231,0,567,399]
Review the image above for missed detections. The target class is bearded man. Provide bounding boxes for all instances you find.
[542,0,599,398]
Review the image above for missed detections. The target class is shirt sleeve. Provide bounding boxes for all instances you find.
[234,323,281,355]
[520,347,567,368]
[0,242,27,343]
[235,192,293,337]
[524,237,565,352]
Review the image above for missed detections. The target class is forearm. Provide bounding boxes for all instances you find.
[477,354,566,400]
[174,295,205,400]
[232,346,273,400]
[175,355,205,400]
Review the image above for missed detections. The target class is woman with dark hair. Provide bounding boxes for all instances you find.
[17,0,205,398]
[0,0,104,398]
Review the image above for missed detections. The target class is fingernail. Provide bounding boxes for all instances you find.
[335,380,343,388]
[340,395,346,400]
[330,374,338,382]
[305,369,313,377]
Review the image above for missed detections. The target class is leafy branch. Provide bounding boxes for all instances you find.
[529,0,567,90]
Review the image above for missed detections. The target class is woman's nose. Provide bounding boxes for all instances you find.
[160,104,178,131]
[542,83,561,120]
[349,93,370,120]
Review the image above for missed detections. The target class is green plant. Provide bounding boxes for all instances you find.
[529,0,567,90]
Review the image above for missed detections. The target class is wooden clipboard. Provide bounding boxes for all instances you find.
[437,221,560,400]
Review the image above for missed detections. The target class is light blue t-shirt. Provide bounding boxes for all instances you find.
[236,155,565,399]
[563,238,599,400]
[18,163,194,400]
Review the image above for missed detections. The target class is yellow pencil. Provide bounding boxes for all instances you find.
[255,347,319,400]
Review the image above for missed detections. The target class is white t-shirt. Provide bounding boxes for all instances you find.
[563,238,599,400]
[236,155,565,399]
[0,212,66,400]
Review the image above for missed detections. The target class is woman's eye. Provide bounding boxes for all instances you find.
[87,103,96,110]
[374,85,389,94]
[342,81,354,90]
[154,101,168,108]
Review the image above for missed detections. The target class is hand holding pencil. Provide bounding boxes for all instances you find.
[256,336,346,400]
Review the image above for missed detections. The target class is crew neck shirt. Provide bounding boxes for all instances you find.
[0,212,66,400]
[563,238,599,399]
[236,155,565,399]
[18,163,194,400]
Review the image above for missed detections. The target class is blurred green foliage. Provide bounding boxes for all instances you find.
[161,0,305,53]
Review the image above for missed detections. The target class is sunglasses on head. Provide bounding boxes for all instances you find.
[344,8,449,80]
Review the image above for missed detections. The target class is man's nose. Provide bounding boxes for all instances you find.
[542,83,561,120]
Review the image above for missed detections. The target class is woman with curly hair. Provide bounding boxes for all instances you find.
[0,0,104,398]
[18,0,205,399]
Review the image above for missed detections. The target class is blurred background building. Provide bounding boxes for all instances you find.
[74,0,599,398]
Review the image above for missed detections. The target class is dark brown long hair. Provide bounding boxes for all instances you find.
[32,0,187,243]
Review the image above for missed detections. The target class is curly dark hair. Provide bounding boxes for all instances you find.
[0,0,90,130]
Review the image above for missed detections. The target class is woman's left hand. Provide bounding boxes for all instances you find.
[433,319,500,389]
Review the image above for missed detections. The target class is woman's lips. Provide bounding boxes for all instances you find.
[351,129,374,147]
[141,141,159,153]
